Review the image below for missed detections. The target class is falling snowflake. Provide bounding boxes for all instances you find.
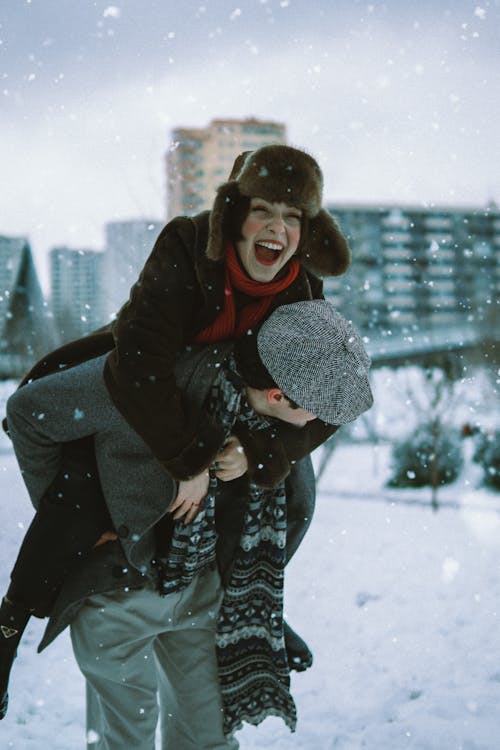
[103,6,121,18]
[442,557,460,583]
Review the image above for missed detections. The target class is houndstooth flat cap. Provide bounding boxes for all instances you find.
[257,301,373,425]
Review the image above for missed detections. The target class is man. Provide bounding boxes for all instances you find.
[2,144,351,683]
[3,301,373,749]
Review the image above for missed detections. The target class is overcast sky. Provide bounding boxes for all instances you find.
[1,0,499,288]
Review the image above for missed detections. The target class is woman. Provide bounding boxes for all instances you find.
[0,145,350,718]
[103,144,350,490]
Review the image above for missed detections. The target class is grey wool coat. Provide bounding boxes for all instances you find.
[6,344,233,651]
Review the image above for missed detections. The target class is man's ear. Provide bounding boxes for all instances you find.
[266,388,286,405]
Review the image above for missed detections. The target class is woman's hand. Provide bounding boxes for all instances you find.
[214,435,248,481]
[168,470,210,524]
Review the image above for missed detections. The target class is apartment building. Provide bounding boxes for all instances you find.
[50,246,105,342]
[325,203,500,333]
[166,118,286,218]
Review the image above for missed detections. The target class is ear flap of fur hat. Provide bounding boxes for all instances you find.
[227,151,252,181]
[298,208,351,277]
[207,181,241,262]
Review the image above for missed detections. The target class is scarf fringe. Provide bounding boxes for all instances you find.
[224,695,297,736]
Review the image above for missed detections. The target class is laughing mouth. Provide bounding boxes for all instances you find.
[254,241,284,265]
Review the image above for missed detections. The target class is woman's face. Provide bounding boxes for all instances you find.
[235,197,302,282]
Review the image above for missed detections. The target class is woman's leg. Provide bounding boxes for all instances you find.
[282,455,316,670]
[8,437,111,615]
[284,454,316,563]
[1,437,111,720]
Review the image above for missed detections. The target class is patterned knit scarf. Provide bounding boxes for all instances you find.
[193,242,300,344]
[156,359,296,736]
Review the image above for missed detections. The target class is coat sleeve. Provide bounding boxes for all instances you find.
[273,420,340,462]
[6,355,115,508]
[233,420,339,489]
[103,219,226,481]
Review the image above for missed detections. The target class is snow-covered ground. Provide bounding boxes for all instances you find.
[0,371,499,749]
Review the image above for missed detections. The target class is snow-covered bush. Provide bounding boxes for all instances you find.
[473,429,500,490]
[388,423,463,488]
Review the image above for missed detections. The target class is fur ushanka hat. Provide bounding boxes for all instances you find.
[206,144,351,277]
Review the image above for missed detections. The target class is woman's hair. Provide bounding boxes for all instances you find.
[221,187,251,244]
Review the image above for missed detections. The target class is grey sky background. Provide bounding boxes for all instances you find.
[1,0,499,289]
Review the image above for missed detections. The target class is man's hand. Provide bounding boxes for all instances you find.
[214,435,248,481]
[168,470,210,524]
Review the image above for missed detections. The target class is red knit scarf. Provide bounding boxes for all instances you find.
[193,242,300,344]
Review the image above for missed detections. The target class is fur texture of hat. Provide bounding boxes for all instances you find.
[207,145,350,278]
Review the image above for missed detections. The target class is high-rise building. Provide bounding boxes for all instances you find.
[50,246,105,343]
[324,203,500,334]
[166,118,286,219]
[0,235,56,376]
[103,219,164,320]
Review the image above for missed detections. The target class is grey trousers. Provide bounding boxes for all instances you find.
[70,568,239,750]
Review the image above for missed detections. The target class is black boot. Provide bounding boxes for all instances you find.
[284,621,313,672]
[0,597,30,720]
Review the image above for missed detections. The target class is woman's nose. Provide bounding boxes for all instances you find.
[267,214,285,233]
